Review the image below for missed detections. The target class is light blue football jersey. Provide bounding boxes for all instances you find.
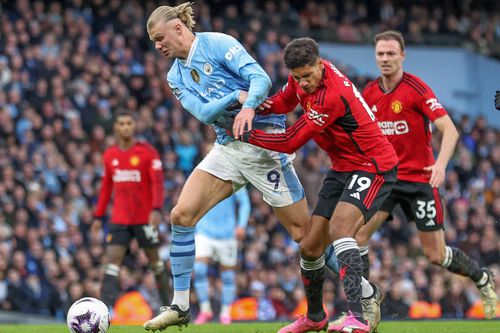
[167,32,285,144]
[195,187,251,240]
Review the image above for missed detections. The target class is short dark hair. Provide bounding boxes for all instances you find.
[114,110,137,122]
[283,37,320,69]
[374,30,405,51]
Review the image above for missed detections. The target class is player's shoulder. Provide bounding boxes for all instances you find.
[103,145,118,159]
[363,79,380,93]
[136,141,159,155]
[167,60,181,79]
[401,72,431,96]
[198,32,235,47]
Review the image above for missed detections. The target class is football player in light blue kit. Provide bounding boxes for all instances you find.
[143,3,343,331]
[193,187,251,325]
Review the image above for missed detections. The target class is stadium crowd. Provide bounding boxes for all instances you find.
[0,0,498,323]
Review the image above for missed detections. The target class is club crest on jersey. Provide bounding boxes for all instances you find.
[130,155,140,166]
[203,63,213,75]
[391,100,403,114]
[190,69,200,83]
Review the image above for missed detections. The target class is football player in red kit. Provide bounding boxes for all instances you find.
[232,37,398,333]
[356,30,498,319]
[92,111,170,312]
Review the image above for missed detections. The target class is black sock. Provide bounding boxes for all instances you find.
[300,256,326,322]
[335,240,364,320]
[101,273,120,308]
[446,247,483,282]
[359,247,370,280]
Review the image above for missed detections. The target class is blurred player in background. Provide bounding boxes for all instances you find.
[92,111,170,312]
[193,186,251,325]
[356,30,499,319]
[231,37,398,333]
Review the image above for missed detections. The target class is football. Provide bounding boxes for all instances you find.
[66,297,110,333]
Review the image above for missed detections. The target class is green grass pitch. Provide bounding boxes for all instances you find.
[0,321,499,333]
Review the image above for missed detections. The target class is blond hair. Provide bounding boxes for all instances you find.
[147,2,196,36]
[374,30,405,51]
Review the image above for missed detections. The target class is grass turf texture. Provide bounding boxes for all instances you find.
[0,321,498,333]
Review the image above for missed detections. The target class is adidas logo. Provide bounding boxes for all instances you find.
[350,192,360,200]
[371,105,377,112]
[425,219,435,226]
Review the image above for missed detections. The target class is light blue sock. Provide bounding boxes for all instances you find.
[221,270,236,306]
[325,244,340,274]
[194,262,209,303]
[170,224,196,291]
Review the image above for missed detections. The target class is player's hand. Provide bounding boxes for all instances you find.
[257,99,273,113]
[495,90,500,110]
[233,107,255,139]
[148,209,162,229]
[424,161,446,188]
[235,226,246,242]
[91,218,102,236]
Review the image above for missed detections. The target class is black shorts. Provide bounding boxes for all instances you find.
[313,167,397,223]
[380,180,444,231]
[106,224,160,248]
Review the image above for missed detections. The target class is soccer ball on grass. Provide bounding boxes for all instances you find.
[66,297,110,333]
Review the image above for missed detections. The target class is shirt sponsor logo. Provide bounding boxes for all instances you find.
[391,100,403,114]
[203,63,213,75]
[224,44,243,61]
[378,120,409,135]
[200,79,226,99]
[113,169,141,182]
[425,98,442,111]
[130,156,140,166]
[308,108,329,126]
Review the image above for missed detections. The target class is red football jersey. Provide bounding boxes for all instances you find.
[249,59,398,173]
[94,141,164,225]
[362,72,448,183]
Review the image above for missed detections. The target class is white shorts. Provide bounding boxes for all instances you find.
[195,233,238,267]
[196,140,305,207]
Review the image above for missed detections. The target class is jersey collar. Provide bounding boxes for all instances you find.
[181,34,199,67]
[378,72,405,94]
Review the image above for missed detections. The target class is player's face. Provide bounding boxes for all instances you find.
[375,40,405,77]
[149,19,184,59]
[115,116,136,139]
[290,59,324,94]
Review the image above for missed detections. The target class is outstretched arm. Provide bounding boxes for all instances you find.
[243,116,319,154]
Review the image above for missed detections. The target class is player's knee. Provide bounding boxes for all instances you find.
[150,261,165,275]
[355,229,370,247]
[170,205,194,226]
[299,239,323,259]
[424,249,445,266]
